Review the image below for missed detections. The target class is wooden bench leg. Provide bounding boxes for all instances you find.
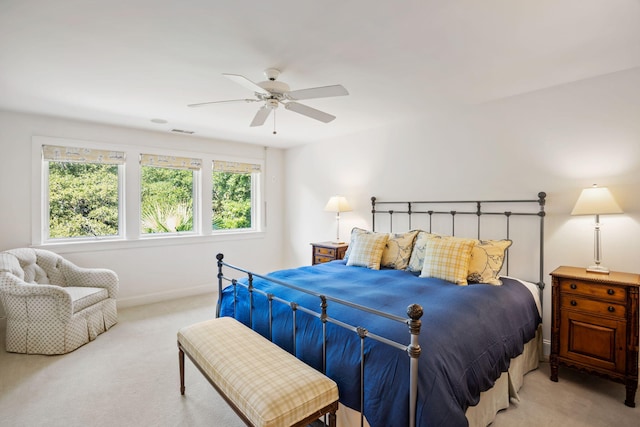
[179,347,185,395]
[329,411,336,427]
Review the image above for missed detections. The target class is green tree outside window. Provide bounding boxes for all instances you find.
[140,166,194,233]
[212,171,252,230]
[48,162,119,238]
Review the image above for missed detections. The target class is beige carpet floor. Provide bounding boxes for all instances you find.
[0,294,638,427]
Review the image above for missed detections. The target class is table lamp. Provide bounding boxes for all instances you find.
[324,196,352,243]
[571,185,623,274]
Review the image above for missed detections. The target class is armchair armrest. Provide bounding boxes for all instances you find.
[59,260,119,299]
[0,273,73,322]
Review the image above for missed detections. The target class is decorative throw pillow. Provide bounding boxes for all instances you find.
[346,232,389,270]
[467,239,512,285]
[381,230,419,270]
[343,227,370,261]
[419,237,476,285]
[407,231,441,273]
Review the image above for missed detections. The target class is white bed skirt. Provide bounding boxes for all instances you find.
[335,324,543,427]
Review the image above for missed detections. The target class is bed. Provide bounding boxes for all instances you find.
[216,193,547,427]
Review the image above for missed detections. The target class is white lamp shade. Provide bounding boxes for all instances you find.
[324,196,352,213]
[571,186,623,215]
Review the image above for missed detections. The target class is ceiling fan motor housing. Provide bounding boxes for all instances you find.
[258,80,290,96]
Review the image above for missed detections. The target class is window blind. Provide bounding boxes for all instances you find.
[212,160,261,174]
[140,154,202,170]
[42,145,125,165]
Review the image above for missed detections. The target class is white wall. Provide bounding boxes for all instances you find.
[283,67,640,352]
[0,111,285,309]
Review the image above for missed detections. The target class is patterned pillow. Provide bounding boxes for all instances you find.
[381,230,419,270]
[467,239,512,285]
[419,237,476,285]
[407,231,439,273]
[346,232,389,270]
[343,227,370,261]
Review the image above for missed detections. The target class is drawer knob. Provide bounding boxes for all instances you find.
[570,283,577,290]
[607,289,615,295]
[608,306,615,312]
[570,300,577,306]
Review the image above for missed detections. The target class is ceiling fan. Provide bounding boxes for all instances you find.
[188,69,348,132]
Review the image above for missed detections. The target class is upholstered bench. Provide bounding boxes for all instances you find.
[177,317,339,427]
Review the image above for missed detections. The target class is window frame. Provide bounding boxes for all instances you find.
[139,153,202,238]
[211,160,262,234]
[44,158,125,242]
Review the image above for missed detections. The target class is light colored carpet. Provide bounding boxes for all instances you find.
[0,294,637,427]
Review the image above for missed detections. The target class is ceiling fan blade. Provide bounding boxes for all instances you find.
[187,99,257,107]
[286,84,348,101]
[284,102,336,123]
[223,73,270,95]
[250,106,272,127]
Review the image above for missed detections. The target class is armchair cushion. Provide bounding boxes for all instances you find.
[62,264,118,299]
[0,248,118,354]
[66,287,109,313]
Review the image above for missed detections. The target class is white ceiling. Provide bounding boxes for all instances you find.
[1,0,639,149]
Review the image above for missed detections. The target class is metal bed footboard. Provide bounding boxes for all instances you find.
[216,253,423,427]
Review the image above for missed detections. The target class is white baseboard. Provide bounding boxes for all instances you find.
[542,338,551,359]
[117,283,217,309]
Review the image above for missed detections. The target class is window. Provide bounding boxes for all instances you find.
[140,154,201,235]
[43,145,124,240]
[212,160,261,231]
[35,137,264,246]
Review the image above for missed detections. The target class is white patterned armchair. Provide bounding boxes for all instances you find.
[0,248,118,354]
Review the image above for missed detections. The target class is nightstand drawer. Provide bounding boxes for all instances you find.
[561,295,626,318]
[314,255,333,265]
[314,246,336,257]
[559,279,626,303]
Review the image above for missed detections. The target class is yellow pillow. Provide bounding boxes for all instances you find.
[381,230,419,270]
[346,232,389,270]
[467,239,512,285]
[419,237,476,285]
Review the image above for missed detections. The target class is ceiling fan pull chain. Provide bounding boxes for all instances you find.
[273,109,277,135]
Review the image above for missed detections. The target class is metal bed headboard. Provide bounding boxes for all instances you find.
[371,192,547,291]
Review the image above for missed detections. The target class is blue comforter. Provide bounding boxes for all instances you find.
[219,260,541,427]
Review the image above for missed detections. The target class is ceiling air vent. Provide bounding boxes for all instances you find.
[171,129,194,134]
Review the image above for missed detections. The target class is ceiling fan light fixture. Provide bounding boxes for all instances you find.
[265,99,279,109]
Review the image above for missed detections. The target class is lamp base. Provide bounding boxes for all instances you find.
[586,264,610,274]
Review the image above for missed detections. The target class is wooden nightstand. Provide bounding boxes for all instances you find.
[310,242,348,265]
[550,266,639,407]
